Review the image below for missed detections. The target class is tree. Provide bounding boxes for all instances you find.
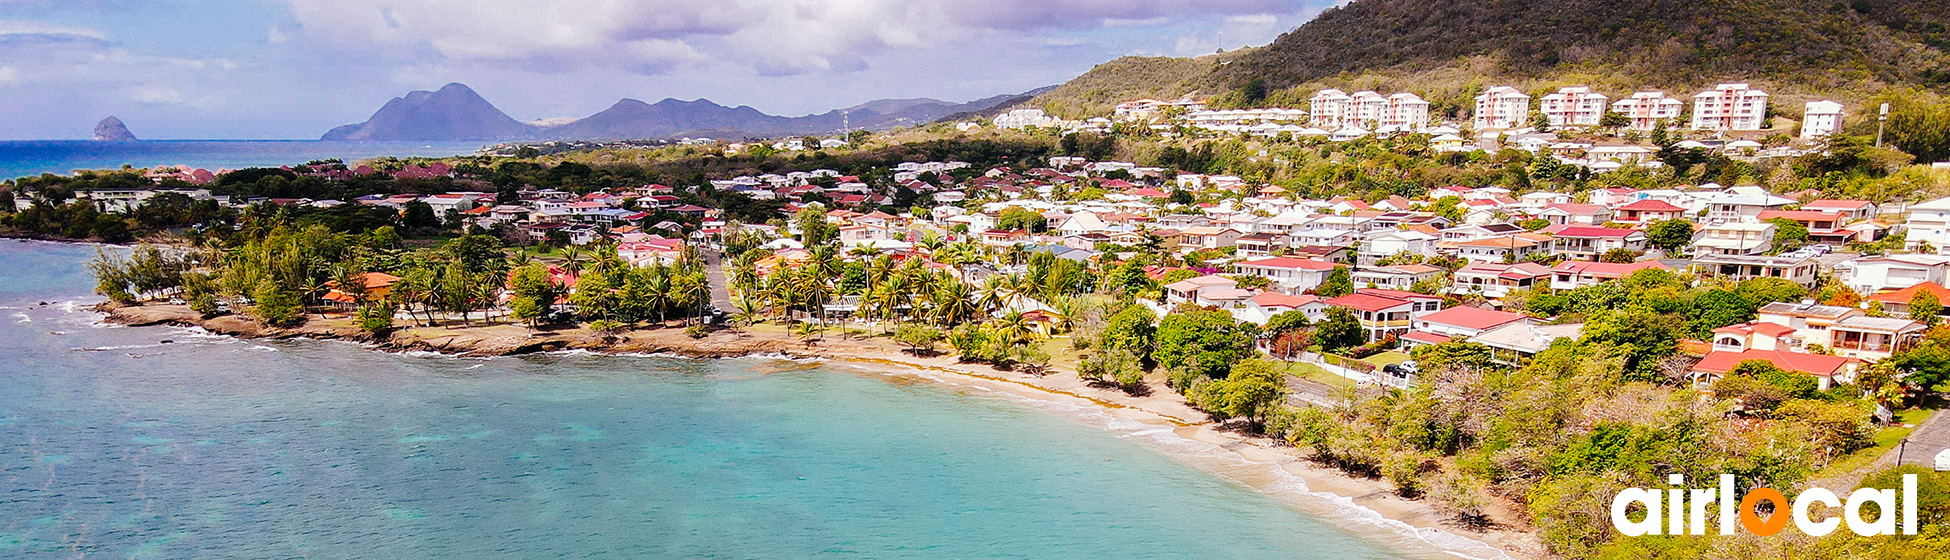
[1189,359,1286,423]
[1097,304,1157,362]
[1317,266,1354,297]
[1688,289,1755,336]
[402,200,440,230]
[357,301,397,337]
[1645,220,1694,253]
[1312,307,1365,352]
[997,207,1048,232]
[251,279,304,327]
[1598,248,1638,263]
[1736,277,1808,306]
[793,207,835,245]
[1765,218,1810,251]
[507,263,562,328]
[895,324,944,355]
[1155,308,1258,386]
[1912,291,1943,327]
[1264,310,1312,337]
[1598,110,1629,130]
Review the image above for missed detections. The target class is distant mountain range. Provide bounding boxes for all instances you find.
[322,83,1033,141]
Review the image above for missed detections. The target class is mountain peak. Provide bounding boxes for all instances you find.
[93,116,137,141]
[322,82,530,141]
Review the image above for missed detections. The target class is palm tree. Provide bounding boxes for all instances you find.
[795,267,833,340]
[993,311,1033,346]
[933,281,977,327]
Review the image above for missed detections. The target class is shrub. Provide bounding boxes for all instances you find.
[684,325,708,339]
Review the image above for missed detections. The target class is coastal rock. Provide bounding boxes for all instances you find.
[93,116,138,141]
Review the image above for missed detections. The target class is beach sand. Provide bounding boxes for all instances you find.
[100,302,1550,560]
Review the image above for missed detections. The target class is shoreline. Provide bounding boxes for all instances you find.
[96,302,1547,560]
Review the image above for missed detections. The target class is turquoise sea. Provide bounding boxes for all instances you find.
[0,240,1481,559]
[0,141,489,181]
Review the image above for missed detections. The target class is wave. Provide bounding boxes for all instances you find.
[12,313,28,323]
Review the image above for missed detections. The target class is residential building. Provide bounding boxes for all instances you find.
[1412,306,1530,339]
[1352,264,1443,291]
[1451,262,1553,298]
[1905,196,1950,254]
[1757,209,1851,243]
[1549,226,1647,261]
[1611,91,1686,131]
[1801,199,1877,222]
[1836,255,1950,294]
[1359,230,1439,265]
[1868,282,1950,318]
[994,108,1058,129]
[1691,222,1776,256]
[1327,292,1415,342]
[1802,101,1845,140]
[1383,93,1431,131]
[1827,316,1926,361]
[1470,322,1585,365]
[1451,235,1549,263]
[1474,86,1532,130]
[1550,260,1669,291]
[1539,87,1610,128]
[1309,89,1354,129]
[1539,203,1612,226]
[1234,257,1341,294]
[1699,187,1794,224]
[1612,199,1688,225]
[1163,275,1239,306]
[1691,349,1856,390]
[1691,254,1820,287]
[1690,83,1770,131]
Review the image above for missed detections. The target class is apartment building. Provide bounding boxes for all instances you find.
[1382,93,1431,131]
[1610,91,1685,131]
[1802,100,1845,140]
[1309,89,1354,129]
[1539,87,1610,128]
[1691,83,1769,131]
[1474,86,1532,130]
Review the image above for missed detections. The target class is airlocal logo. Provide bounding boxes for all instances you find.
[1611,474,1918,537]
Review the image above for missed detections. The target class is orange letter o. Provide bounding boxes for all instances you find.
[1740,488,1790,536]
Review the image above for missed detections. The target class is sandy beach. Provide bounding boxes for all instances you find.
[98,302,1550,560]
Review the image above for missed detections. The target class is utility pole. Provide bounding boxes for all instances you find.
[1876,103,1889,148]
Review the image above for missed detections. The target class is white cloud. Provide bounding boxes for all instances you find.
[0,19,106,39]
[0,65,18,85]
[278,0,1317,76]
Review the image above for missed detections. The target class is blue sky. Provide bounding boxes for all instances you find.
[0,0,1340,139]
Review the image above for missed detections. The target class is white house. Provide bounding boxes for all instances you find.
[1833,254,1950,294]
[1802,100,1845,140]
[1905,196,1950,254]
[1235,257,1341,294]
[1691,83,1769,131]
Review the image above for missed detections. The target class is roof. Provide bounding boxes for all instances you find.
[1238,257,1339,271]
[1758,301,1856,319]
[1358,288,1438,301]
[1456,262,1553,279]
[1250,292,1319,309]
[1469,322,1585,353]
[1326,293,1414,312]
[1418,306,1528,330]
[1831,315,1926,333]
[1757,210,1845,222]
[1551,260,1668,278]
[1552,226,1640,238]
[1693,349,1856,377]
[1617,199,1686,212]
[1712,322,1797,338]
[1803,199,1873,210]
[1402,331,1454,345]
[1869,282,1950,305]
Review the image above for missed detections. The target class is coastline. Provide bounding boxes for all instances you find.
[97,301,1549,560]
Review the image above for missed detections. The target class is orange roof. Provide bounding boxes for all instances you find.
[1326,293,1413,313]
[1694,349,1857,378]
[1870,282,1950,304]
[1758,210,1845,222]
[1418,306,1528,330]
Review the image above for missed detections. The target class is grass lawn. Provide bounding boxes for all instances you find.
[1361,351,1412,367]
[1038,338,1084,371]
[1284,360,1357,391]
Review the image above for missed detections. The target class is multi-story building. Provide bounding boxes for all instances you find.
[1906,196,1950,254]
[1802,100,1845,140]
[1691,83,1769,131]
[1539,87,1609,128]
[1383,93,1431,131]
[1348,91,1388,128]
[1474,86,1531,130]
[1309,89,1354,129]
[1611,91,1685,131]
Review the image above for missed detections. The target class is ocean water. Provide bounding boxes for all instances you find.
[0,141,489,180]
[0,239,1439,559]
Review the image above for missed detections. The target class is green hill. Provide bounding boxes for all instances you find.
[1034,0,1950,118]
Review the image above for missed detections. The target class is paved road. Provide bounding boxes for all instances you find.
[700,248,737,314]
[1896,407,1950,470]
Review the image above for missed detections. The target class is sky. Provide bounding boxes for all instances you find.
[0,0,1343,140]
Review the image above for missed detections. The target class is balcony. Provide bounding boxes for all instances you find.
[1361,319,1412,328]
